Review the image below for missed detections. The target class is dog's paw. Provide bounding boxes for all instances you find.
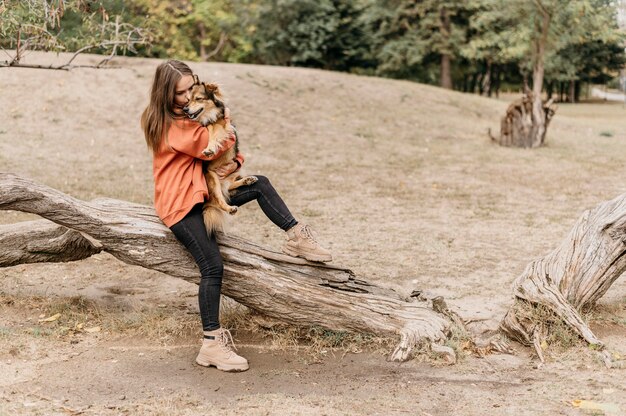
[227,206,238,215]
[244,176,258,185]
[202,149,215,157]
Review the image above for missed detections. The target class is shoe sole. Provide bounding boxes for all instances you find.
[282,246,332,263]
[196,358,249,372]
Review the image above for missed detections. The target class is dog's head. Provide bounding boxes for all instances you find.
[183,79,226,126]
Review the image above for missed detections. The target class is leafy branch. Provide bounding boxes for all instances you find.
[0,0,153,70]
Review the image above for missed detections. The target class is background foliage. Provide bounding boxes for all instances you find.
[1,0,624,99]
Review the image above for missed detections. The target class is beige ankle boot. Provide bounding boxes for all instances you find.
[282,223,332,263]
[196,328,249,372]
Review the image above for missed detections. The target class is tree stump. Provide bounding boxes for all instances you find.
[0,173,452,362]
[500,193,626,358]
[489,92,558,148]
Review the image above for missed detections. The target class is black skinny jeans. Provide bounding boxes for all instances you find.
[169,175,297,331]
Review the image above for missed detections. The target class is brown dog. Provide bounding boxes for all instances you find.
[183,78,257,232]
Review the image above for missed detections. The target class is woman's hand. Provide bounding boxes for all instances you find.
[215,160,238,179]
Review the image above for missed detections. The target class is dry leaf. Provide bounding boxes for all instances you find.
[84,326,101,333]
[38,313,61,323]
[572,399,620,414]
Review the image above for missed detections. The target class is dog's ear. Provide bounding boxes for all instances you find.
[203,83,219,93]
[204,83,224,100]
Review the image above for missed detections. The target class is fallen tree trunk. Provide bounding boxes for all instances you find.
[0,173,452,361]
[501,193,626,358]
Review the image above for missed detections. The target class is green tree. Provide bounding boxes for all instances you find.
[471,0,622,146]
[362,0,470,88]
[252,0,372,71]
[130,0,251,62]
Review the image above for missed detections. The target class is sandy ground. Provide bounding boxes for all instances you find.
[1,52,625,415]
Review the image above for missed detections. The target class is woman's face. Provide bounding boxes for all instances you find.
[173,74,195,114]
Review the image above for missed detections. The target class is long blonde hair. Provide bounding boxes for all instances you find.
[141,60,193,154]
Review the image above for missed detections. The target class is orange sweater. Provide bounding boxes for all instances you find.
[153,117,244,227]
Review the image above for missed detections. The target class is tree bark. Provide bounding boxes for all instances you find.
[0,220,102,266]
[440,54,452,90]
[526,5,551,148]
[501,193,626,357]
[0,173,452,362]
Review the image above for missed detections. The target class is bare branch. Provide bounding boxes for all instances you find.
[204,32,229,60]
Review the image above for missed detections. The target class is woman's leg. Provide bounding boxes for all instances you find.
[169,204,222,331]
[169,203,248,371]
[229,175,332,262]
[229,175,297,231]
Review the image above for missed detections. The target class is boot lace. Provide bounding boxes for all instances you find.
[217,328,238,356]
[299,224,319,243]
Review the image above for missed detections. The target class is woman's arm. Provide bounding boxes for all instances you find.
[169,123,236,161]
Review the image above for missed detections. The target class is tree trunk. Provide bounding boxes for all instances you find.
[440,54,452,90]
[469,73,478,94]
[439,7,453,90]
[0,173,453,362]
[569,80,576,103]
[494,65,501,98]
[482,60,492,97]
[501,193,626,360]
[491,9,552,148]
[198,23,208,61]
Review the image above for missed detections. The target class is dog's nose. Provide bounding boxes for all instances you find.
[183,106,189,113]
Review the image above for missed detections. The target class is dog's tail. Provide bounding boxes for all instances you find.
[202,205,226,234]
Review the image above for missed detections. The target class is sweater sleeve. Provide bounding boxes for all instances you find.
[169,124,235,161]
[234,152,245,169]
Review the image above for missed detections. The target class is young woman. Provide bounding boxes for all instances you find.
[141,60,332,372]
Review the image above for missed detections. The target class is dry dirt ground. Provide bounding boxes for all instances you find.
[1,52,625,415]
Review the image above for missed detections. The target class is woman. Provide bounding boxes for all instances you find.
[141,60,332,372]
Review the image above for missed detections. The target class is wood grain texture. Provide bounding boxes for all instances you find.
[501,193,626,348]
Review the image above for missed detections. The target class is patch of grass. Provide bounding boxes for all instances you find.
[599,130,614,137]
[512,302,583,355]
[0,327,13,338]
[444,321,474,360]
[226,310,395,362]
[0,293,200,343]
[263,325,394,363]
[301,207,322,217]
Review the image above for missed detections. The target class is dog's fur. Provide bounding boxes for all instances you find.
[184,78,257,233]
